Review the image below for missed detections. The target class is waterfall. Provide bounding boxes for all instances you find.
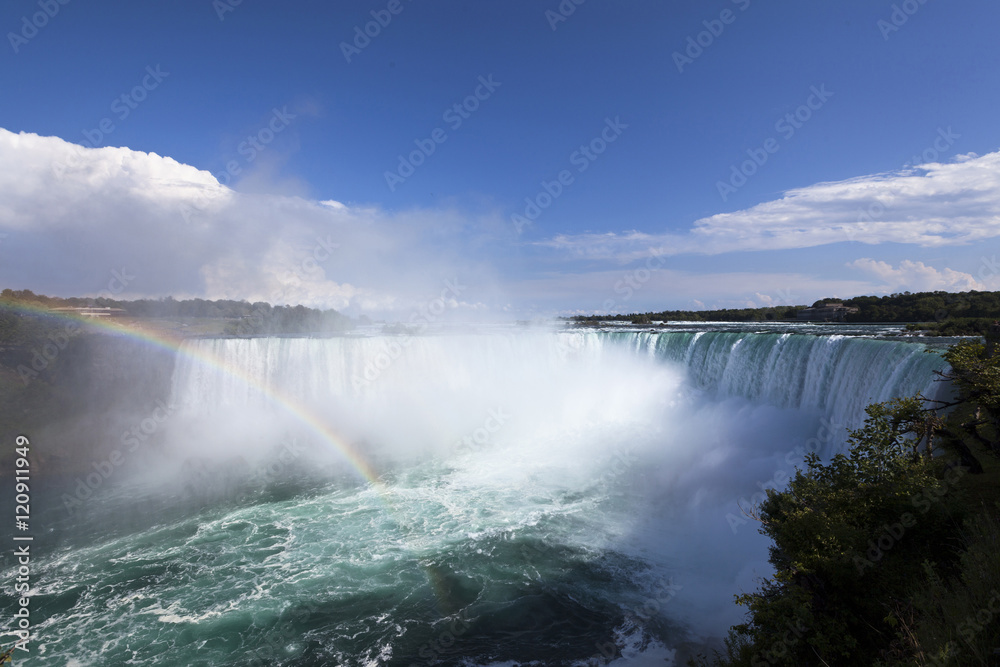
[31,329,953,666]
[592,330,947,429]
[169,331,948,445]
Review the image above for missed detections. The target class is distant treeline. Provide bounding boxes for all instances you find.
[573,306,801,324]
[0,289,354,338]
[570,290,1000,328]
[839,290,1000,323]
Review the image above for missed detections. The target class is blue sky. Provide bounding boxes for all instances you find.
[2,0,1000,317]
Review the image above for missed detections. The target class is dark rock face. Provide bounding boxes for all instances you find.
[1,332,177,477]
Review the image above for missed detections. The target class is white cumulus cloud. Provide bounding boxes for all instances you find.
[0,128,493,315]
[848,258,985,292]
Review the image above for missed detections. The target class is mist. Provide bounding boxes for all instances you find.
[94,330,878,640]
[8,320,951,667]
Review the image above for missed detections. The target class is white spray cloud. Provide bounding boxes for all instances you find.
[0,128,492,315]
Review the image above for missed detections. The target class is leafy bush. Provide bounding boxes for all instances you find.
[704,341,1000,667]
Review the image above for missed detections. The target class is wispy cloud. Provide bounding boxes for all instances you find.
[538,148,1000,260]
[508,268,875,316]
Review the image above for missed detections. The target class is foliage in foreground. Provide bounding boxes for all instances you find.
[699,341,1000,667]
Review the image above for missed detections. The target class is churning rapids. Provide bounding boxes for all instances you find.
[7,325,948,666]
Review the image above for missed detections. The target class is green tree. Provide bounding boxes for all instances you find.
[706,342,1000,667]
[720,398,966,666]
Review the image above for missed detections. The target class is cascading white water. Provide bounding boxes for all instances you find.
[594,330,947,431]
[172,331,945,424]
[167,332,689,466]
[165,329,947,478]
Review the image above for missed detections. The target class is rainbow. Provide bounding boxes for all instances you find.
[3,300,465,609]
[2,301,385,487]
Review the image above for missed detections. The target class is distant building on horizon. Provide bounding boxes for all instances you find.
[796,301,859,322]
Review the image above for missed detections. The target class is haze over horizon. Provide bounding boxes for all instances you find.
[2,1,999,319]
